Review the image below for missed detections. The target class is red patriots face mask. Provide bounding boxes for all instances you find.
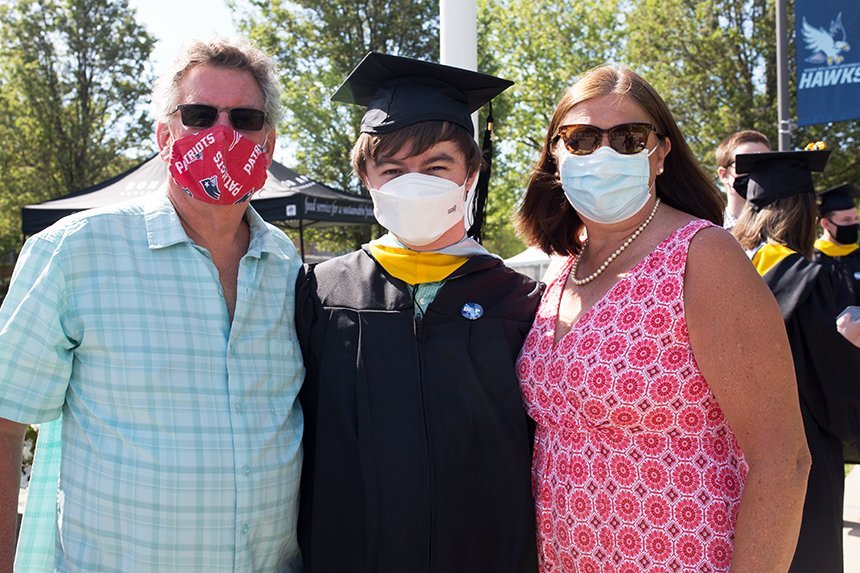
[167,125,269,205]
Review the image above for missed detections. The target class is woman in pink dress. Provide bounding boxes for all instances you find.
[515,65,811,572]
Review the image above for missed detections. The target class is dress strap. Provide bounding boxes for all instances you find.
[664,218,715,249]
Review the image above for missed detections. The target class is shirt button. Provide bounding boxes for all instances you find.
[241,465,251,476]
[234,402,244,412]
[229,344,236,356]
[240,523,249,535]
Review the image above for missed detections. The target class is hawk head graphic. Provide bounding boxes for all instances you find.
[803,12,851,66]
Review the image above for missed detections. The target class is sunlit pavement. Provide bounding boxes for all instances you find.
[14,472,860,569]
[844,466,860,571]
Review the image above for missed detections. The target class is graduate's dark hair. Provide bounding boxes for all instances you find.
[732,193,818,259]
[516,64,724,256]
[351,121,482,180]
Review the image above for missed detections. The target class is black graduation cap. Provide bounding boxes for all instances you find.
[734,150,831,209]
[819,182,859,215]
[331,52,513,136]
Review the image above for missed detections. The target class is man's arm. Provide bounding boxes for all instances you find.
[0,418,26,573]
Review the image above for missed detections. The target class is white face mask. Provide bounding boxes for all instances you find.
[369,172,473,247]
[560,145,657,224]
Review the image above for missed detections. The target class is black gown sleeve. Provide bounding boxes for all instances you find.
[791,266,860,446]
[294,263,319,563]
[294,264,315,366]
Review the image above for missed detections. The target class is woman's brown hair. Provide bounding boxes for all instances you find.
[731,193,818,259]
[516,65,724,256]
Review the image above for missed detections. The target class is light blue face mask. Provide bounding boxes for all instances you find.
[560,145,657,224]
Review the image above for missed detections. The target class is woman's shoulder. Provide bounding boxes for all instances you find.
[651,206,724,253]
[683,221,771,306]
[654,203,728,246]
[685,222,751,272]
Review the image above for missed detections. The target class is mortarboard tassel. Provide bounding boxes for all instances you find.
[468,102,494,243]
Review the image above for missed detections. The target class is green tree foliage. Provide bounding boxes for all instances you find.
[626,0,777,165]
[0,70,41,258]
[481,0,858,252]
[0,0,155,257]
[229,0,858,257]
[625,0,859,188]
[477,0,624,256]
[233,0,439,254]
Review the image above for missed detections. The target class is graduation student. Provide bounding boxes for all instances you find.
[295,52,541,573]
[814,182,860,307]
[731,150,860,573]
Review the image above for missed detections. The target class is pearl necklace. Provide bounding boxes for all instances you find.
[570,198,661,286]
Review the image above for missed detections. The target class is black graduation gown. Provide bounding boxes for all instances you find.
[295,248,542,573]
[762,254,860,573]
[813,246,860,307]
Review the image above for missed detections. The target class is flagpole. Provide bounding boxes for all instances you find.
[776,0,792,151]
[439,0,478,137]
[440,0,482,232]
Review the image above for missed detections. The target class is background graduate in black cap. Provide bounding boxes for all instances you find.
[814,183,860,307]
[295,52,541,573]
[732,150,860,573]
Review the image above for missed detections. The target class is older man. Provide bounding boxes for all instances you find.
[0,38,303,571]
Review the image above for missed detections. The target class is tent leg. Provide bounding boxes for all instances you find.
[299,220,305,260]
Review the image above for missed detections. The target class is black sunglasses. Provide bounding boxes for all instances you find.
[555,122,664,155]
[169,104,267,131]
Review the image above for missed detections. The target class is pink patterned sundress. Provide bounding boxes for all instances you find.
[517,220,748,573]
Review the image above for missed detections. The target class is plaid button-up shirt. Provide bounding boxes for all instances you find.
[0,192,303,572]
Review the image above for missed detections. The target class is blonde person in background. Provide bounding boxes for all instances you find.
[732,149,860,573]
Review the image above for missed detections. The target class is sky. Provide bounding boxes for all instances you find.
[128,0,239,78]
[127,0,298,161]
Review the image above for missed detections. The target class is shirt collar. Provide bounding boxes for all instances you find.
[814,237,859,257]
[750,242,797,276]
[372,232,500,259]
[144,188,286,259]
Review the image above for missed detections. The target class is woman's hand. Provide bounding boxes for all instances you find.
[837,309,860,348]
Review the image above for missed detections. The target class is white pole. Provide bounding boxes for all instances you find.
[440,0,478,136]
[440,0,480,229]
[775,0,792,151]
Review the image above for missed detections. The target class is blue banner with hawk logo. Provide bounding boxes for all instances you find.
[795,1,860,126]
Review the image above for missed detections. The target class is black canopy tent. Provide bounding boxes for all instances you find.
[21,155,376,256]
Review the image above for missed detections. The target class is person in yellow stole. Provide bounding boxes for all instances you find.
[814,183,860,307]
[732,149,860,573]
[294,53,541,573]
